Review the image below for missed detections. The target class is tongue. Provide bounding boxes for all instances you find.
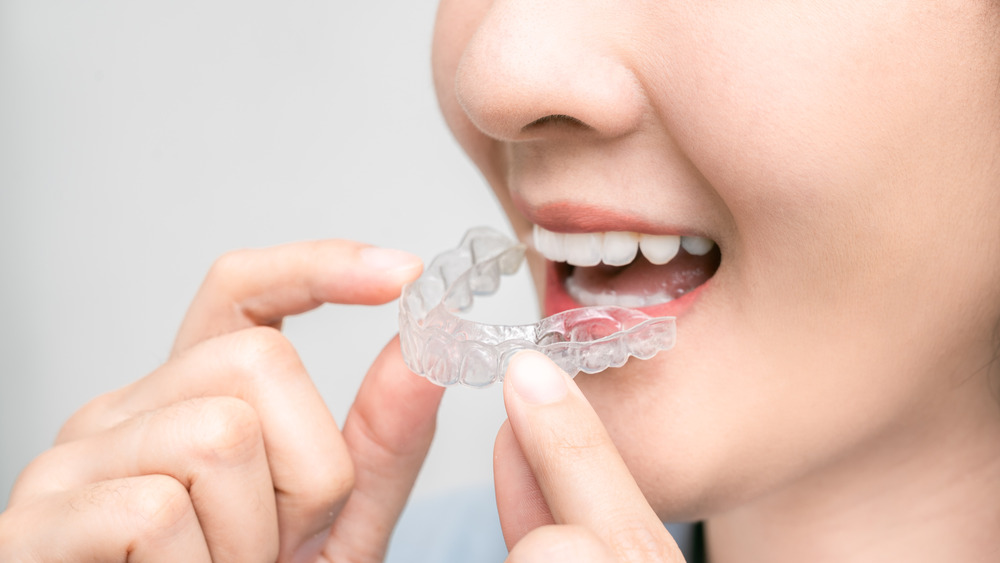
[567,249,719,300]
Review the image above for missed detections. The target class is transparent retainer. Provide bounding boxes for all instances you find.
[398,226,677,388]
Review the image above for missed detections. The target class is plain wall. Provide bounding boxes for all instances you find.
[0,1,536,511]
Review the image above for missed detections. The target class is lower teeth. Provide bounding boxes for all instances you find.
[565,275,675,308]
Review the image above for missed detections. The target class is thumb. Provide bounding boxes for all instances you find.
[500,351,684,562]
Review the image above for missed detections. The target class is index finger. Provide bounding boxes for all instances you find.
[172,240,422,354]
[500,351,684,562]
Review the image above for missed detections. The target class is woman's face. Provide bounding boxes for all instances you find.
[432,1,1000,518]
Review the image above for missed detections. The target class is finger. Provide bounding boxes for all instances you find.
[0,475,211,563]
[173,240,422,354]
[322,336,446,563]
[12,397,278,563]
[501,351,684,562]
[59,327,352,563]
[493,420,554,551]
[505,525,615,563]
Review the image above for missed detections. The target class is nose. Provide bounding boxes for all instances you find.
[453,1,647,142]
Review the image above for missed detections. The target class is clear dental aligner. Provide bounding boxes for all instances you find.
[398,226,677,388]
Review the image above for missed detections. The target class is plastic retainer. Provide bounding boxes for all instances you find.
[398,226,677,388]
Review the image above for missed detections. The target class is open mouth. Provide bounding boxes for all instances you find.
[534,225,721,316]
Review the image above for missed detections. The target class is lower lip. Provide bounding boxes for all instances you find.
[543,261,710,318]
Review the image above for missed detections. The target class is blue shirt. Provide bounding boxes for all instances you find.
[387,484,702,562]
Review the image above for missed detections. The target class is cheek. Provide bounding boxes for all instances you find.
[648,2,1000,336]
[583,3,1000,516]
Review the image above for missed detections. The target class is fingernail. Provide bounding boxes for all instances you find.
[292,529,330,563]
[508,351,568,405]
[360,247,422,272]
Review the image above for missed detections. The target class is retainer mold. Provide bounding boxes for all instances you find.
[398,227,677,387]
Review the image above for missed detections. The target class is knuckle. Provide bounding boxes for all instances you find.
[206,248,254,288]
[183,397,263,467]
[122,476,197,539]
[7,447,65,505]
[207,326,306,391]
[55,392,116,444]
[548,426,608,459]
[609,522,679,562]
[348,413,408,469]
[298,454,355,514]
[511,525,612,563]
[229,325,302,376]
[238,324,293,355]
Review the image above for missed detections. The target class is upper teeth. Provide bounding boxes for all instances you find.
[532,225,714,267]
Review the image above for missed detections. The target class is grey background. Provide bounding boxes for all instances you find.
[0,1,536,511]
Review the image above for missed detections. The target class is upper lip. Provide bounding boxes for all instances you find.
[512,195,706,238]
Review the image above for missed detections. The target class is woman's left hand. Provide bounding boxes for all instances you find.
[494,351,686,563]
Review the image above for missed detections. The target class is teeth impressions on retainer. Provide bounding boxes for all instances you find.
[398,227,677,388]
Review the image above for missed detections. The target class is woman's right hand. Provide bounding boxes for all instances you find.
[0,240,445,563]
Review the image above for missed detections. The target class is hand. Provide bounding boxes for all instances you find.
[494,352,686,562]
[0,240,445,563]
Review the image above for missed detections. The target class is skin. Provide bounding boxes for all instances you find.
[0,244,447,563]
[433,0,1000,560]
[2,1,999,562]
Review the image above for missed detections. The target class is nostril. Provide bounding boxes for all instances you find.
[523,114,593,133]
